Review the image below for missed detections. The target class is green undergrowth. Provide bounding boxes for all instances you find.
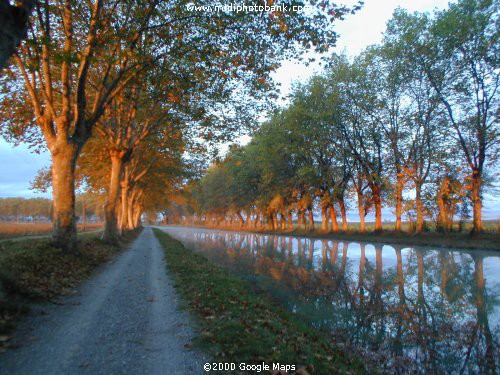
[0,229,141,338]
[153,228,367,374]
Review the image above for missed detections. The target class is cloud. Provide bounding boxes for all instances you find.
[0,140,51,198]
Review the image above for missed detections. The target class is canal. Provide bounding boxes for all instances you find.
[158,226,499,373]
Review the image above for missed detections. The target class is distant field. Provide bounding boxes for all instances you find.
[0,222,103,240]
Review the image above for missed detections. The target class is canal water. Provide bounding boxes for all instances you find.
[158,226,499,374]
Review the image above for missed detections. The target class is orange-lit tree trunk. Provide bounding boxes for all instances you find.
[372,183,382,231]
[133,204,142,229]
[132,189,144,229]
[320,193,330,232]
[437,176,449,232]
[307,208,314,231]
[287,210,293,230]
[471,169,483,234]
[338,197,348,231]
[356,190,366,233]
[297,210,305,230]
[415,182,424,233]
[395,174,404,231]
[280,211,286,230]
[321,205,329,232]
[237,211,245,228]
[103,150,126,243]
[127,188,137,230]
[119,178,129,233]
[51,142,80,252]
[116,196,122,231]
[267,213,274,230]
[245,210,251,228]
[329,205,339,232]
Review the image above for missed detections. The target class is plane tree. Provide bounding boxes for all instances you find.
[361,45,413,231]
[336,54,387,231]
[405,0,499,233]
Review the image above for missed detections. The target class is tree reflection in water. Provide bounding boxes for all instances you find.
[170,228,499,373]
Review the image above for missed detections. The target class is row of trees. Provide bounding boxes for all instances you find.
[0,197,52,222]
[0,196,103,223]
[188,0,498,233]
[0,0,361,251]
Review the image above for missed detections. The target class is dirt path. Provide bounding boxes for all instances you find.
[0,228,208,374]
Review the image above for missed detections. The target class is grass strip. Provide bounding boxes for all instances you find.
[0,229,141,338]
[153,228,367,374]
[0,223,103,240]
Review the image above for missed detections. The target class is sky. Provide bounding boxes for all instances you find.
[272,0,450,99]
[0,0,498,218]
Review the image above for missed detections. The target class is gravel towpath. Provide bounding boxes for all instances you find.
[0,227,208,374]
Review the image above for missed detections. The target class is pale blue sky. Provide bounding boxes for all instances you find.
[272,0,450,99]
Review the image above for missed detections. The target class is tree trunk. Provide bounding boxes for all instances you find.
[119,181,129,233]
[356,190,365,233]
[279,211,286,230]
[437,177,449,232]
[297,211,304,229]
[254,211,259,229]
[330,204,339,232]
[321,205,328,232]
[237,211,245,228]
[81,197,86,231]
[272,212,278,230]
[116,196,122,232]
[127,189,136,230]
[133,203,142,229]
[51,144,79,252]
[246,210,251,228]
[415,182,424,233]
[267,213,274,230]
[287,210,293,230]
[372,183,382,231]
[471,169,483,234]
[395,175,404,231]
[338,197,348,231]
[103,150,124,243]
[308,208,314,231]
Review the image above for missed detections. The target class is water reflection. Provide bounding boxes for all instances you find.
[161,227,500,374]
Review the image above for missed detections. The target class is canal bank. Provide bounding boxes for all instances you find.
[157,225,499,374]
[153,228,366,374]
